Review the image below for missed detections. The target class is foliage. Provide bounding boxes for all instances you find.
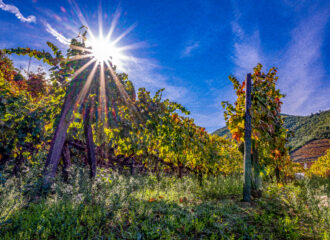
[1,35,242,178]
[214,110,330,152]
[307,149,330,178]
[222,64,292,181]
[25,68,48,98]
[101,87,243,177]
[0,52,65,169]
[4,43,63,67]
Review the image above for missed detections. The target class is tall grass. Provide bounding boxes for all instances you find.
[0,165,328,239]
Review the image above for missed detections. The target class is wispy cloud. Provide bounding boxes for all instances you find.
[231,22,263,79]
[278,9,330,115]
[230,2,329,116]
[181,41,200,57]
[0,0,36,23]
[44,22,70,45]
[230,0,263,79]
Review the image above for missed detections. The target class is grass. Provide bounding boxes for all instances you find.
[0,165,329,239]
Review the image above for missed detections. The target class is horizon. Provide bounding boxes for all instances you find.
[1,0,329,132]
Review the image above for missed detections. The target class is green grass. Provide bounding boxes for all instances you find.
[0,167,329,239]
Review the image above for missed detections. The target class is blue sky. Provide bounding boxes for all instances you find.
[1,0,329,132]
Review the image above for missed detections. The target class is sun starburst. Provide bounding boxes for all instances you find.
[64,4,142,126]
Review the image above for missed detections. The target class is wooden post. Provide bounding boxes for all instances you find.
[243,73,252,202]
[252,144,262,197]
[84,98,96,178]
[42,81,79,189]
[62,142,71,182]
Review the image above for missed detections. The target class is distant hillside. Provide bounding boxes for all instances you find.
[213,110,330,152]
[213,127,231,138]
[282,110,330,151]
[290,139,330,165]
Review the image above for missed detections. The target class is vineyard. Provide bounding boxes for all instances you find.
[0,30,329,239]
[291,139,330,165]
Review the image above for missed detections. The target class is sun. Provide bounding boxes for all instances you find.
[88,36,122,65]
[65,6,143,123]
[67,6,141,72]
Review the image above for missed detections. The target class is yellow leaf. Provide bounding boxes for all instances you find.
[44,122,53,132]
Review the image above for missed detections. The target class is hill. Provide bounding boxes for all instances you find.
[212,126,231,138]
[290,139,330,166]
[282,110,330,151]
[213,110,330,152]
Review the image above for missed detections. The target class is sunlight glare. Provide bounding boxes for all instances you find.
[88,36,122,66]
[66,2,144,122]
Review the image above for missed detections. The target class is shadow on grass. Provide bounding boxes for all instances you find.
[0,192,315,240]
[0,170,328,239]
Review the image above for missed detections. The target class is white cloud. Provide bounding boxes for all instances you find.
[230,0,263,79]
[230,3,329,116]
[0,0,36,23]
[278,10,330,115]
[181,41,200,57]
[231,22,263,79]
[44,23,70,45]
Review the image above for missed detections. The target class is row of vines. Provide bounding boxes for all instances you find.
[0,35,242,182]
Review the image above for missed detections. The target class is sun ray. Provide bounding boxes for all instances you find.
[104,60,142,121]
[66,3,144,123]
[111,23,137,46]
[99,61,107,125]
[67,53,94,62]
[69,58,96,81]
[116,42,147,52]
[104,60,128,101]
[70,44,92,53]
[68,2,145,72]
[105,10,121,42]
[75,61,98,111]
[69,0,96,41]
[98,1,103,39]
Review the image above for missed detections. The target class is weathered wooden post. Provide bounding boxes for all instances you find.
[61,142,72,182]
[243,73,252,202]
[43,67,98,188]
[84,97,97,178]
[42,80,80,189]
[252,144,262,197]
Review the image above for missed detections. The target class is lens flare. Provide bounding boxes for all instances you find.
[88,36,122,66]
[64,1,144,127]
